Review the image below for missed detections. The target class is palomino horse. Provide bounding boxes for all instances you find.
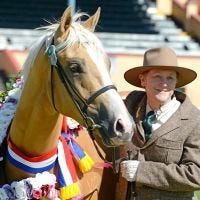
[0,6,134,199]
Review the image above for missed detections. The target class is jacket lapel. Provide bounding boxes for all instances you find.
[135,95,146,141]
[144,106,183,147]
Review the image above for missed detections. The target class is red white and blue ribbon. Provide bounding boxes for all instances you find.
[6,116,94,199]
[7,139,57,173]
[7,136,81,199]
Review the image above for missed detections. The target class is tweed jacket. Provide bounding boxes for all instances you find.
[117,90,200,200]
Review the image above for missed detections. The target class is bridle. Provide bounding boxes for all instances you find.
[46,38,121,173]
[46,41,116,133]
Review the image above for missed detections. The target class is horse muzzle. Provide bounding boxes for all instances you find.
[94,117,134,147]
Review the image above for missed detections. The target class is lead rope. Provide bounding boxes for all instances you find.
[87,128,122,174]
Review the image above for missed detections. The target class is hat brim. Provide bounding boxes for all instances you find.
[124,65,197,88]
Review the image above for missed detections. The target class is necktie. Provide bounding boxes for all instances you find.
[142,111,156,140]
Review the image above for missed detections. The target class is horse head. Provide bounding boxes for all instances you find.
[46,7,134,147]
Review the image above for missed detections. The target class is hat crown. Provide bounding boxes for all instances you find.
[143,47,177,67]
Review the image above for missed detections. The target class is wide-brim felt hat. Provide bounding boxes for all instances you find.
[124,47,197,88]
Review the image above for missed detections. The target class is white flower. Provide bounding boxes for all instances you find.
[11,181,27,200]
[3,103,16,110]
[8,87,22,100]
[26,172,56,190]
[35,172,56,186]
[67,118,80,129]
[0,188,8,200]
[0,171,59,199]
[26,177,40,190]
[1,110,12,116]
[0,115,8,123]
[8,88,19,96]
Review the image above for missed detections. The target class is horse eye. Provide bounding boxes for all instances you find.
[70,63,83,74]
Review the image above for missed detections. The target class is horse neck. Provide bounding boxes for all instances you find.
[9,47,62,156]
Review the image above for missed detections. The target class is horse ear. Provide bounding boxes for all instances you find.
[83,7,101,32]
[59,6,72,33]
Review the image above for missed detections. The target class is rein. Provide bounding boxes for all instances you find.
[46,40,119,173]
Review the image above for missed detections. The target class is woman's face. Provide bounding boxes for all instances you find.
[139,69,177,108]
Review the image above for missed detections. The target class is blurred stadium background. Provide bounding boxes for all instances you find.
[0,0,200,108]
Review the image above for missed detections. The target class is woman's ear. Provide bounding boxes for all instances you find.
[139,74,146,87]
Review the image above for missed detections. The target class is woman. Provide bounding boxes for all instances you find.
[118,47,200,199]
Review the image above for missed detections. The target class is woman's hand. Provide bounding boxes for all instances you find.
[120,160,140,182]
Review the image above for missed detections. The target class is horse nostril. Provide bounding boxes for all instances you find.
[115,119,125,134]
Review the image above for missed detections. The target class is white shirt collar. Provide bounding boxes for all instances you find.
[146,96,181,121]
[146,96,181,131]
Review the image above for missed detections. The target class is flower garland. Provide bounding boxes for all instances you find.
[0,172,59,200]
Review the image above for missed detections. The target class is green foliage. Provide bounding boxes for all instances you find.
[6,77,16,91]
[0,76,17,103]
[195,191,200,199]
